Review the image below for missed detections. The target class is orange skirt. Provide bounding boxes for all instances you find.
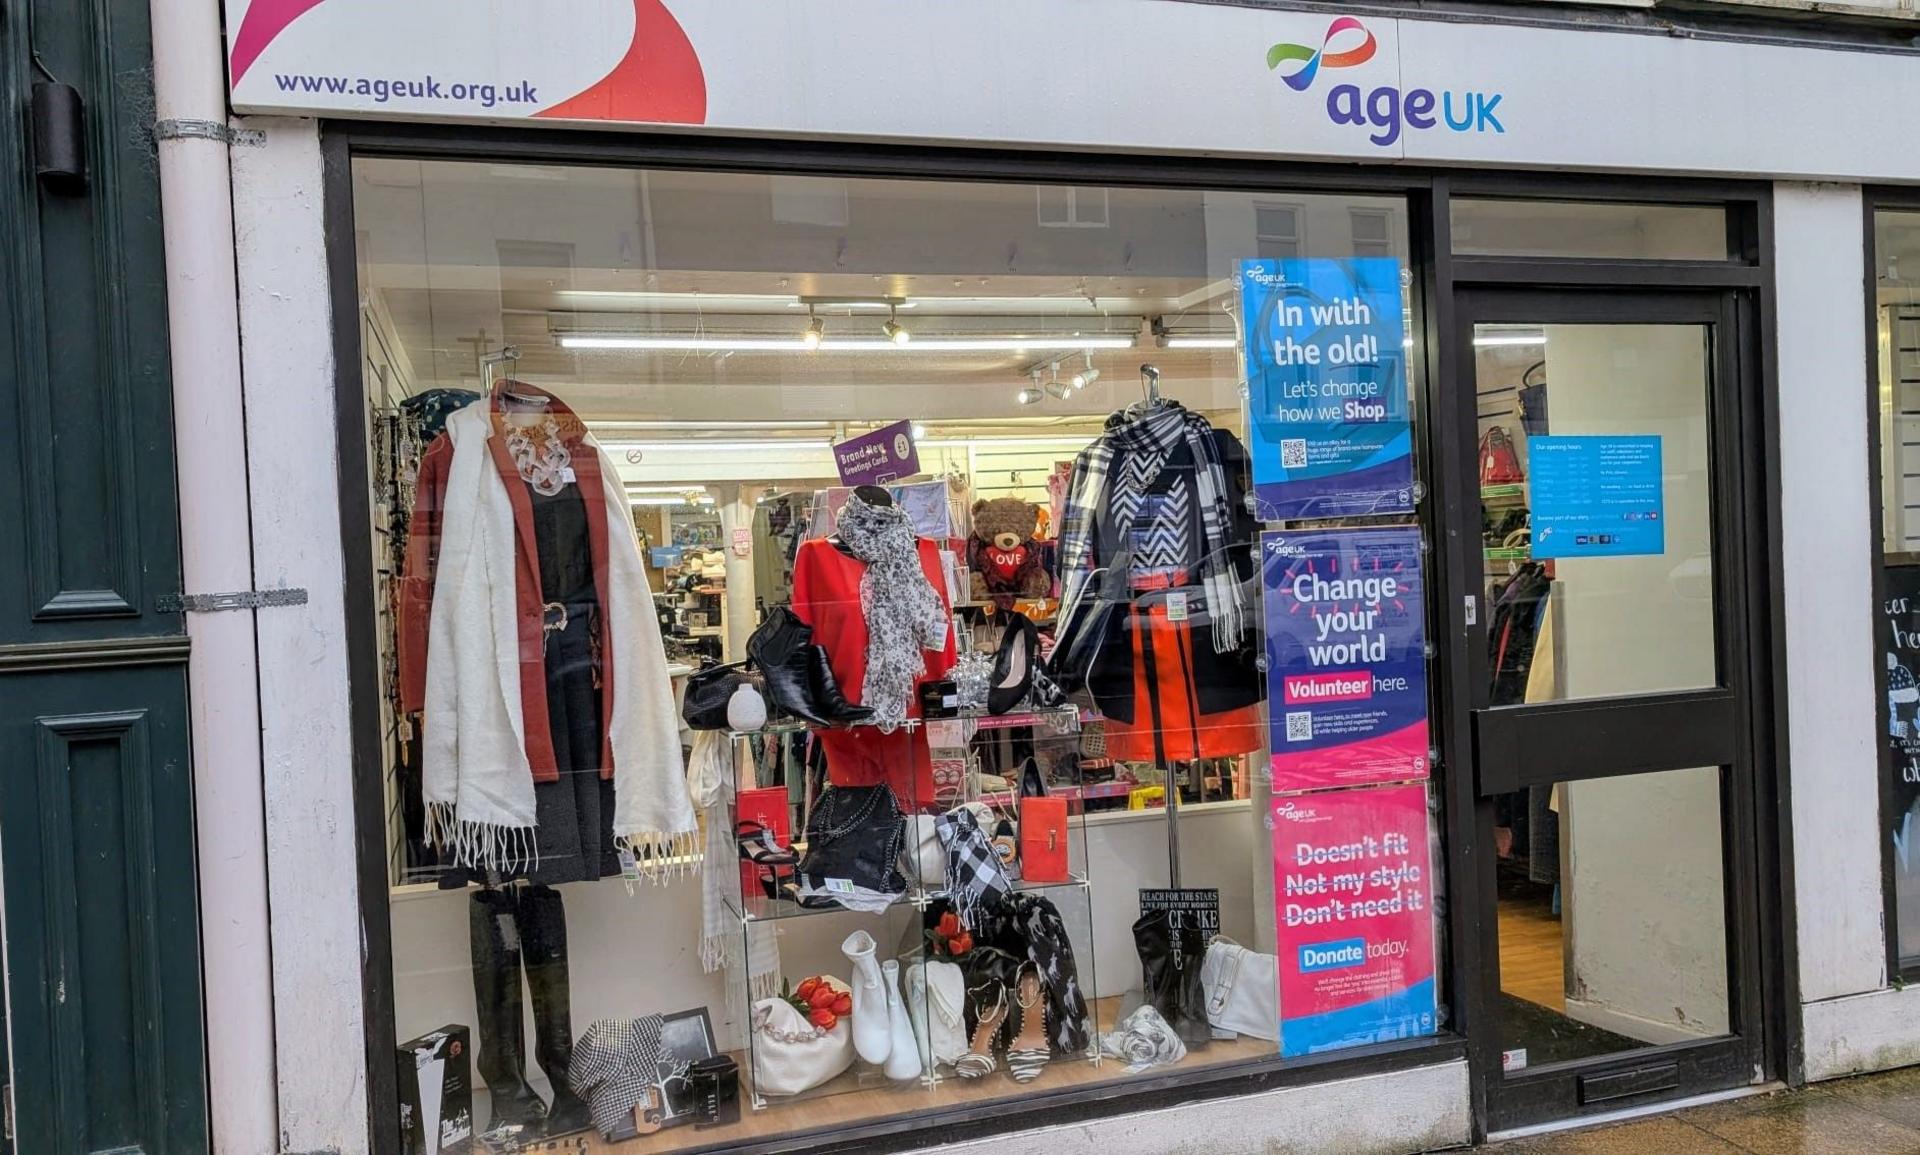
[1102,600,1263,764]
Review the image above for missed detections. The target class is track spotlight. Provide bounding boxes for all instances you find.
[802,309,825,350]
[1071,353,1100,389]
[883,305,911,345]
[1016,387,1043,405]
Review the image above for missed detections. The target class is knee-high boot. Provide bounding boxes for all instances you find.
[1130,909,1212,1050]
[517,885,593,1137]
[470,889,545,1133]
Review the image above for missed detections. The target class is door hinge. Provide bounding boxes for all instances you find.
[157,588,309,614]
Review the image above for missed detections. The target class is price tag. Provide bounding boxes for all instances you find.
[1166,591,1188,622]
[825,877,856,895]
[560,467,578,484]
[618,848,640,881]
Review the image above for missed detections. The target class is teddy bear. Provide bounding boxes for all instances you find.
[967,497,1054,604]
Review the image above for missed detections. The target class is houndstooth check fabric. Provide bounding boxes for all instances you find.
[568,1016,667,1139]
[1054,402,1246,658]
[936,807,1011,929]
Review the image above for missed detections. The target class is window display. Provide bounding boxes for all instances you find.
[356,158,1431,1150]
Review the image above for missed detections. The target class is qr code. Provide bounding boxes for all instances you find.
[1280,438,1309,469]
[1284,711,1313,742]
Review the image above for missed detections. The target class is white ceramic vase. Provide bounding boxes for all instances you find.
[882,959,923,1081]
[841,930,892,1065]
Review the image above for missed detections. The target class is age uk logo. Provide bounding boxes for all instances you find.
[1266,18,1505,148]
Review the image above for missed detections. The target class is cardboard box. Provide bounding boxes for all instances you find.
[398,1025,473,1155]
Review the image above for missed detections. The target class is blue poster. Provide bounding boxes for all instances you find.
[1261,527,1429,793]
[1241,258,1412,521]
[1529,436,1664,559]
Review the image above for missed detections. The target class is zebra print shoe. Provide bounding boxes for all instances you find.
[955,982,1009,1079]
[1006,964,1051,1083]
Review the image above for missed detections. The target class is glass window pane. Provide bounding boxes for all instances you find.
[1452,199,1729,261]
[1477,322,1718,702]
[1495,766,1730,1070]
[356,156,1429,1146]
[1876,209,1920,970]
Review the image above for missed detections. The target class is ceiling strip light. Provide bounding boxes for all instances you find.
[1472,334,1548,348]
[559,335,1136,353]
[1163,336,1238,349]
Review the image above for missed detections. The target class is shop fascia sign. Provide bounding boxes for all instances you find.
[1267,16,1505,148]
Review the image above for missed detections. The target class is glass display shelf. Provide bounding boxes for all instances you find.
[728,873,1092,924]
[725,703,1095,741]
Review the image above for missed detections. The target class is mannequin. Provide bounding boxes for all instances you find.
[398,380,692,1139]
[791,486,957,806]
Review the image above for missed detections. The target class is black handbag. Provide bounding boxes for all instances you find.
[681,661,759,731]
[746,606,871,727]
[795,784,907,901]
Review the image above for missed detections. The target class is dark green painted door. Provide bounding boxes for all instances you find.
[0,0,207,1152]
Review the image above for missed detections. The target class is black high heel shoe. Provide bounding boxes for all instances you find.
[987,612,1038,715]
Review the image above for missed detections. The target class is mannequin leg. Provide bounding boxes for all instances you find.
[517,884,592,1136]
[469,888,544,1133]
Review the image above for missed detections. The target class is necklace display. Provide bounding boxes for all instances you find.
[504,416,572,496]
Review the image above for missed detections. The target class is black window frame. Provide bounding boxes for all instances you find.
[321,122,1791,1151]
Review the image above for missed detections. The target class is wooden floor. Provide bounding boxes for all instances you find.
[1498,883,1566,1012]
[522,996,1274,1154]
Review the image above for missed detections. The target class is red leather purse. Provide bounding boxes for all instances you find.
[1018,796,1070,883]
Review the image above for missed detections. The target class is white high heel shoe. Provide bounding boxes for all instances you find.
[882,959,924,1081]
[841,930,892,1065]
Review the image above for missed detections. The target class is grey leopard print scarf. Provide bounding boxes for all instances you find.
[836,492,948,731]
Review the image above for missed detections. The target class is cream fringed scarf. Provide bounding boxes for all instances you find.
[688,731,780,1009]
[421,401,697,879]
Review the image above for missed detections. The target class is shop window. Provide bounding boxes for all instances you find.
[1450,198,1729,261]
[1875,208,1920,971]
[354,159,1433,1150]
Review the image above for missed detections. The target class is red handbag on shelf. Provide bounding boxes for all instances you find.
[1018,796,1071,883]
[1479,426,1524,486]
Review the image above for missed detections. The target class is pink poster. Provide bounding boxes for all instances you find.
[1273,783,1437,1056]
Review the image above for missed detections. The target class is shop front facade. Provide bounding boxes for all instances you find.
[199,3,1920,1154]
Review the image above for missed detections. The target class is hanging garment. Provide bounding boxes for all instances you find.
[1487,564,1553,706]
[398,384,695,877]
[1101,591,1263,763]
[790,535,956,802]
[1050,403,1260,725]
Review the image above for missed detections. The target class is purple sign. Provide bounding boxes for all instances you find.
[1262,526,1429,793]
[834,420,921,486]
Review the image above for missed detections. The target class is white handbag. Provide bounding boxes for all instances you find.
[905,958,968,1067]
[750,980,855,1096]
[1200,938,1279,1042]
[905,814,945,887]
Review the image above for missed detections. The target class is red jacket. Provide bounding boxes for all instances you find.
[396,386,620,783]
[790,537,956,717]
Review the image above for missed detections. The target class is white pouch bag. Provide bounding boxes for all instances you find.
[904,814,945,888]
[750,978,855,1096]
[905,958,968,1067]
[1200,937,1279,1042]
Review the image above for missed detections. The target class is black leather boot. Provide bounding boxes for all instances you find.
[807,642,875,725]
[517,886,593,1138]
[1131,909,1211,1049]
[750,606,872,726]
[470,889,546,1136]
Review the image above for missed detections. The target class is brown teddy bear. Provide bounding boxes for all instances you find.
[967,497,1053,604]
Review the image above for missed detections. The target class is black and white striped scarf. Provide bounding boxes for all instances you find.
[1056,403,1244,652]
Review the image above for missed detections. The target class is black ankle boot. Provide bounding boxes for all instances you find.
[517,886,593,1138]
[470,889,546,1135]
[1131,909,1212,1049]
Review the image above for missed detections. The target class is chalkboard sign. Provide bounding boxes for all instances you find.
[1883,563,1920,966]
[1139,888,1220,936]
